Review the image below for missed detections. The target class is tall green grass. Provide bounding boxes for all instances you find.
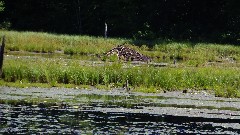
[0,30,240,97]
[2,59,240,97]
[1,30,240,65]
[0,30,128,54]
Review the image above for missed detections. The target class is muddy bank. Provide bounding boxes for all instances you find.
[1,86,240,111]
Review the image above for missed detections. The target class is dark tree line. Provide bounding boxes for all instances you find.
[0,0,240,44]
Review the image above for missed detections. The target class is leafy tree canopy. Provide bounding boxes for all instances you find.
[0,1,4,12]
[1,0,240,44]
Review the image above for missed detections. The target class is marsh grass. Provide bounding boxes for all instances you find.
[2,58,240,97]
[0,30,240,97]
[1,30,240,65]
[0,30,128,55]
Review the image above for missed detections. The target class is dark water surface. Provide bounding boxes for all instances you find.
[1,103,240,134]
[1,87,240,134]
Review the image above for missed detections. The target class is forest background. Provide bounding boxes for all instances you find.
[0,0,239,44]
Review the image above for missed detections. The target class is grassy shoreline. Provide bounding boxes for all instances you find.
[2,58,240,98]
[0,30,240,98]
[1,30,240,64]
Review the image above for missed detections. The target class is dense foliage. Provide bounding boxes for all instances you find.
[0,1,3,12]
[0,0,240,44]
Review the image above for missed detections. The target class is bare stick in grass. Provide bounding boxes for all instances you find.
[0,35,5,77]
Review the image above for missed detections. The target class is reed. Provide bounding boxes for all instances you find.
[0,30,240,97]
[0,30,128,54]
[1,30,240,65]
[2,59,240,97]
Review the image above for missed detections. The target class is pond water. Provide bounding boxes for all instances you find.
[0,104,238,134]
[1,87,240,134]
[1,94,240,134]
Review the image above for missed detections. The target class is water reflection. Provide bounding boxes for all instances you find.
[1,103,239,134]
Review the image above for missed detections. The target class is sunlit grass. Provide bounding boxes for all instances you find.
[1,30,240,65]
[0,30,240,97]
[1,58,240,97]
[0,30,129,54]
